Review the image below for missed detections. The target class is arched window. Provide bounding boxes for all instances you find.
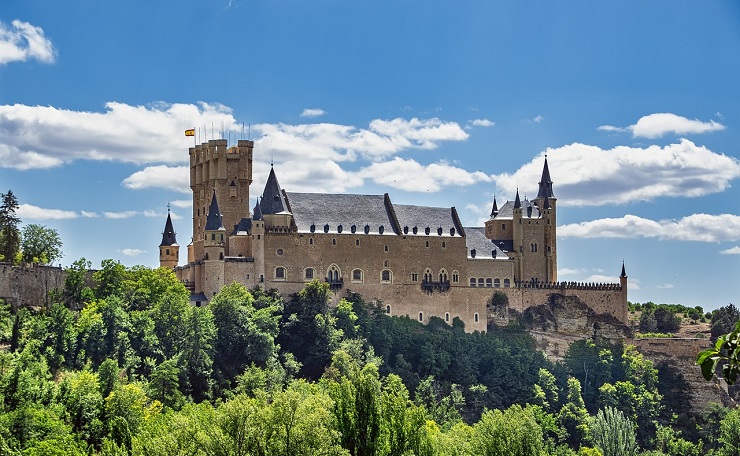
[425,240,429,248]
[411,270,419,282]
[439,268,448,283]
[504,278,511,288]
[351,224,357,233]
[425,227,431,235]
[478,278,485,287]
[337,224,343,233]
[332,238,336,246]
[424,268,433,283]
[452,271,460,283]
[304,268,315,280]
[384,245,389,252]
[275,267,286,280]
[474,313,479,323]
[381,269,392,283]
[445,312,450,323]
[355,239,360,246]
[486,278,493,287]
[386,305,391,314]
[352,269,363,283]
[327,265,341,282]
[494,278,501,288]
[470,278,476,287]
[418,312,423,322]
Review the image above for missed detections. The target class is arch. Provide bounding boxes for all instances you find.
[274,266,286,281]
[439,268,448,283]
[504,278,511,288]
[478,278,485,287]
[474,313,479,323]
[423,268,433,283]
[445,312,450,323]
[486,278,493,287]
[418,312,423,322]
[303,267,315,281]
[452,270,460,283]
[386,305,391,314]
[469,278,476,287]
[327,264,341,282]
[494,278,501,288]
[381,269,392,283]
[351,268,363,283]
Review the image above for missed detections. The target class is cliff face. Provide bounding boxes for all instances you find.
[0,263,67,311]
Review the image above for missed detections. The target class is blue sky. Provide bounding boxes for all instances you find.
[1,1,738,310]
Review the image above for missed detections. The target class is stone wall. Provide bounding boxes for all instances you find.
[0,263,67,311]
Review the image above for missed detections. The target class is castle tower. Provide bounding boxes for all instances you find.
[512,188,524,282]
[159,206,179,269]
[203,192,226,261]
[259,166,294,231]
[619,262,629,322]
[252,198,266,284]
[533,157,557,282]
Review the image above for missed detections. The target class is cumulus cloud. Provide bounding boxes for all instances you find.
[0,20,55,65]
[356,158,492,192]
[122,165,189,193]
[469,118,495,127]
[656,283,675,289]
[120,248,146,257]
[599,113,725,138]
[583,274,639,290]
[170,200,192,208]
[80,211,99,218]
[493,139,740,206]
[300,108,326,118]
[103,211,139,219]
[17,203,77,220]
[560,213,740,243]
[0,102,236,169]
[720,246,740,255]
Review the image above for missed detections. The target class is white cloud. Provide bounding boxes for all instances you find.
[120,248,146,257]
[356,158,492,192]
[170,200,192,208]
[17,203,77,220]
[80,211,99,218]
[558,267,588,276]
[560,213,740,243]
[0,102,236,169]
[103,211,139,219]
[599,113,725,139]
[122,165,190,193]
[493,139,740,206]
[720,246,740,255]
[470,118,495,127]
[300,108,326,118]
[533,115,544,123]
[584,274,639,290]
[0,20,55,65]
[656,283,675,289]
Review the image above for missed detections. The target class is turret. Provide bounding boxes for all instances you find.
[203,192,226,261]
[259,166,293,231]
[159,206,179,269]
[490,195,499,218]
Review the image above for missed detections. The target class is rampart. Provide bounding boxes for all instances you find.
[0,263,67,311]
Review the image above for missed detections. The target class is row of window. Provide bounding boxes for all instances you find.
[470,277,511,288]
[274,266,393,283]
[305,239,447,249]
[308,224,458,236]
[384,306,481,324]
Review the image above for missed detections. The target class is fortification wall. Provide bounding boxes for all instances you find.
[0,263,67,311]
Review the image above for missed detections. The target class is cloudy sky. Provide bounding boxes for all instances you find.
[1,1,738,310]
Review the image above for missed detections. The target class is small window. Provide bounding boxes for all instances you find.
[425,227,431,235]
[470,278,476,287]
[276,248,283,256]
[379,225,384,234]
[381,270,392,282]
[445,312,450,322]
[452,271,459,283]
[384,245,389,252]
[355,239,360,246]
[418,312,423,322]
[501,223,506,230]
[441,241,446,249]
[165,248,170,255]
[411,271,419,282]
[494,278,500,288]
[324,224,330,233]
[403,226,409,234]
[471,249,476,258]
[437,227,443,236]
[384,260,389,267]
[304,268,314,280]
[351,225,357,233]
[386,305,391,314]
[332,238,336,246]
[310,224,316,233]
[425,240,429,248]
[219,252,223,260]
[309,238,314,245]
[211,233,216,240]
[474,313,479,323]
[352,269,363,283]
[450,228,455,236]
[413,226,418,234]
[337,224,343,233]
[504,278,510,288]
[275,267,286,280]
[364,225,370,234]
[478,278,485,287]
[486,278,493,287]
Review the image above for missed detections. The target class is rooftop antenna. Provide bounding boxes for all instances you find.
[242,122,245,141]
[248,122,251,140]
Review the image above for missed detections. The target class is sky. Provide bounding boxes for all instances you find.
[0,1,738,310]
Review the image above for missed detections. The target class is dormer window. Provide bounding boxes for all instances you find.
[351,225,356,233]
[310,224,316,233]
[425,227,430,235]
[337,225,343,233]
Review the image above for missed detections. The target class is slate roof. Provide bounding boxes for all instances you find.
[537,157,555,199]
[205,193,225,231]
[260,167,289,215]
[464,227,510,259]
[232,218,252,235]
[253,198,263,221]
[284,192,394,234]
[493,199,542,219]
[159,210,178,246]
[393,204,463,237]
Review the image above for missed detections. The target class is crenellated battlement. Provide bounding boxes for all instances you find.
[516,280,622,291]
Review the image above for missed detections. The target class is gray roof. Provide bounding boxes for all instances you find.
[393,204,463,237]
[232,218,252,235]
[537,157,555,199]
[260,167,288,215]
[285,192,394,234]
[464,227,510,259]
[205,193,225,231]
[160,210,178,246]
[493,199,542,219]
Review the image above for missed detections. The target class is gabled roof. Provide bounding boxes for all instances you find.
[537,157,555,199]
[159,210,178,247]
[464,227,510,259]
[260,167,289,215]
[232,218,252,235]
[205,192,225,231]
[393,204,463,237]
[494,199,542,219]
[284,192,393,234]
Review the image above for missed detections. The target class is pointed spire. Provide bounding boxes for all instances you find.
[514,188,521,209]
[159,206,177,246]
[490,195,499,217]
[537,156,555,199]
[620,261,627,278]
[253,197,263,220]
[260,167,288,215]
[205,191,225,231]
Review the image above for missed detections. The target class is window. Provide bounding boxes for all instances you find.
[337,224,343,233]
[309,238,314,245]
[501,223,506,230]
[439,269,448,283]
[304,268,314,280]
[445,312,450,322]
[386,305,391,314]
[474,313,479,323]
[381,270,392,282]
[494,278,501,288]
[219,252,223,260]
[384,260,389,268]
[425,240,429,248]
[165,248,170,255]
[327,265,341,282]
[403,226,409,234]
[425,227,431,235]
[332,238,336,246]
[384,245,389,252]
[355,239,360,246]
[211,233,216,240]
[452,271,459,283]
[276,248,283,256]
[324,224,330,233]
[442,241,446,249]
[351,225,357,233]
[379,225,384,234]
[413,226,418,234]
[411,271,419,282]
[437,227,443,235]
[478,278,485,287]
[486,278,493,287]
[352,269,363,283]
[364,224,370,234]
[275,267,286,280]
[470,278,476,287]
[504,278,510,288]
[418,312,423,322]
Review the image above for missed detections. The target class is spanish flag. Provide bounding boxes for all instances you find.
[185,129,195,137]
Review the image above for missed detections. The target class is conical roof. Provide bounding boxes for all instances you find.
[514,189,521,209]
[159,209,178,246]
[537,157,555,199]
[253,197,263,220]
[621,261,627,278]
[260,167,289,215]
[490,196,499,217]
[205,192,225,231]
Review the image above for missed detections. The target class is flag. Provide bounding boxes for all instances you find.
[185,129,195,137]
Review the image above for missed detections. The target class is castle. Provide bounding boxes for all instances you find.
[160,139,628,332]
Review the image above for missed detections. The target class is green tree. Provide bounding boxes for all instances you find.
[57,370,104,446]
[63,258,93,309]
[711,304,740,342]
[94,259,128,300]
[0,190,21,264]
[470,404,545,456]
[558,377,591,448]
[590,406,637,456]
[147,359,184,411]
[179,306,215,402]
[20,224,62,265]
[719,408,740,456]
[150,292,189,360]
[698,320,740,385]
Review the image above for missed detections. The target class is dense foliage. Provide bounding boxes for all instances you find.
[0,260,735,455]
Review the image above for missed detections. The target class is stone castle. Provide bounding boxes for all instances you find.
[161,139,629,332]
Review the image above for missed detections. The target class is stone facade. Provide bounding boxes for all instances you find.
[164,140,629,332]
[0,262,66,311]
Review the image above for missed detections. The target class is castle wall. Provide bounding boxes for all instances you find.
[0,263,67,311]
